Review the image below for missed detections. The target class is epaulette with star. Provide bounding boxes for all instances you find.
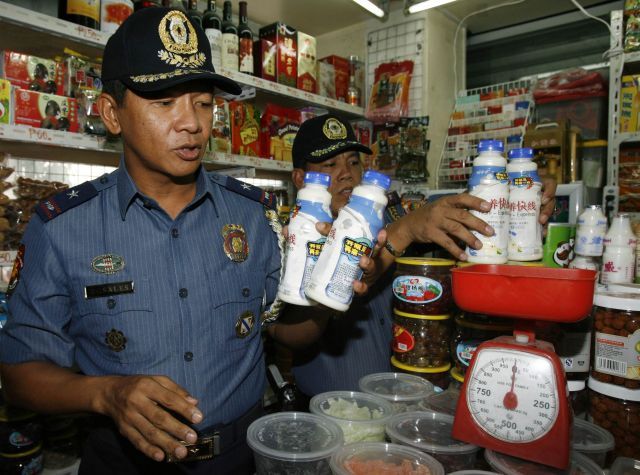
[35,181,99,222]
[211,174,277,210]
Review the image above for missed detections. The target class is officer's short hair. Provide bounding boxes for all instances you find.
[102,79,128,107]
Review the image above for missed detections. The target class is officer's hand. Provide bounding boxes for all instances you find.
[99,375,202,462]
[540,177,557,232]
[398,193,494,261]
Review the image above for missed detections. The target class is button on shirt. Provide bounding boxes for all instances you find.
[0,165,281,428]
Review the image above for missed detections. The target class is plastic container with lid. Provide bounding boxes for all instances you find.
[610,456,640,475]
[418,387,460,416]
[591,292,640,389]
[484,449,604,475]
[568,379,588,419]
[588,376,640,460]
[246,411,343,475]
[572,418,615,468]
[392,309,452,368]
[358,372,435,414]
[451,313,513,375]
[329,441,445,475]
[385,410,480,473]
[309,390,393,444]
[390,358,450,391]
[392,258,455,315]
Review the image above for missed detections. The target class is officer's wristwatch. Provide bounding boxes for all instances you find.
[384,238,406,258]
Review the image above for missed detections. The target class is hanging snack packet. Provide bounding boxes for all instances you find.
[396,116,430,182]
[365,60,413,124]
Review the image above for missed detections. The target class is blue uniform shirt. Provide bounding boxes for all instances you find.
[0,164,281,428]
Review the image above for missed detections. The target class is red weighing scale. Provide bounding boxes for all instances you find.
[450,265,597,470]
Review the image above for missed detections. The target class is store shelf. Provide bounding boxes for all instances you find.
[623,50,640,65]
[0,1,108,58]
[613,131,640,147]
[203,151,292,173]
[450,109,527,128]
[452,93,531,111]
[445,126,524,142]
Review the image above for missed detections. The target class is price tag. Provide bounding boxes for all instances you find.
[27,127,53,142]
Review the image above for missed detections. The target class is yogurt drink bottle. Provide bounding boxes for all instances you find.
[305,170,391,312]
[575,205,607,257]
[601,213,637,285]
[277,172,332,306]
[507,147,542,261]
[466,139,509,264]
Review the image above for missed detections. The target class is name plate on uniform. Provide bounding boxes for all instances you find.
[84,281,134,300]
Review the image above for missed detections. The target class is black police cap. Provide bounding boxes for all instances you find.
[102,7,241,95]
[292,114,372,169]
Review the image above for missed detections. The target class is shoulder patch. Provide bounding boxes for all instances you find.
[35,181,99,222]
[214,175,277,210]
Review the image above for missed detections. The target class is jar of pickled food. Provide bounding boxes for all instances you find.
[392,309,451,368]
[451,313,513,375]
[390,357,451,391]
[591,292,640,389]
[0,406,43,475]
[587,376,640,460]
[449,367,464,390]
[393,258,455,315]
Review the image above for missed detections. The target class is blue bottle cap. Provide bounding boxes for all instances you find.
[477,139,504,153]
[506,135,521,143]
[507,147,534,160]
[304,172,331,187]
[362,170,391,190]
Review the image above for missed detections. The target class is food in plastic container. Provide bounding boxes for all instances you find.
[358,372,435,414]
[330,442,444,475]
[385,410,479,472]
[609,456,640,475]
[484,449,604,475]
[571,418,614,468]
[309,391,393,443]
[246,411,343,475]
[418,387,460,416]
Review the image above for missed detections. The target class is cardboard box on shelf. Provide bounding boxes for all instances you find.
[13,88,79,132]
[317,62,336,99]
[297,31,317,93]
[260,103,300,162]
[253,39,277,82]
[64,53,102,99]
[0,79,12,125]
[320,55,349,102]
[210,98,231,154]
[230,101,261,157]
[0,51,65,96]
[259,22,297,88]
[620,75,640,133]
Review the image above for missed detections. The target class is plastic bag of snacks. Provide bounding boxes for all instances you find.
[625,0,640,52]
[396,116,429,182]
[370,122,400,176]
[365,61,413,124]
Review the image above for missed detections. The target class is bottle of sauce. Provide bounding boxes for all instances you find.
[59,0,100,30]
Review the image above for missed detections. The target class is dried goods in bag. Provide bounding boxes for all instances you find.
[365,61,413,124]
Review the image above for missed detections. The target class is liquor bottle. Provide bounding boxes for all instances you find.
[186,0,202,27]
[347,55,361,106]
[162,0,186,11]
[134,0,161,10]
[237,1,254,75]
[203,1,223,70]
[221,1,239,71]
[58,0,100,30]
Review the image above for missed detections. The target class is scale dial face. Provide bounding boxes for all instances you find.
[466,347,559,443]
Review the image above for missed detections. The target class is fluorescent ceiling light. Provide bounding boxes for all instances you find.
[352,0,385,18]
[407,0,457,14]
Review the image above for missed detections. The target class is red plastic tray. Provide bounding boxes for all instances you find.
[451,264,597,322]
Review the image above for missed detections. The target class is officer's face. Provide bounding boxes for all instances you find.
[105,80,214,181]
[303,151,363,217]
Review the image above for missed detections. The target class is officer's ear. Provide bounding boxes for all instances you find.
[292,168,305,190]
[97,92,122,136]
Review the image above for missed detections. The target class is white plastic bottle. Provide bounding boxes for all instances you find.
[601,213,637,285]
[575,205,607,257]
[305,170,391,311]
[466,139,509,264]
[507,147,542,261]
[277,172,333,306]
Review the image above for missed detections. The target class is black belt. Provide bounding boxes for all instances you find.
[166,401,264,463]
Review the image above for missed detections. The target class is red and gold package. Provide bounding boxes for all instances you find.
[320,55,349,102]
[260,104,300,162]
[230,101,261,157]
[259,23,297,88]
[210,98,231,154]
[0,51,65,96]
[253,39,276,82]
[297,32,316,93]
[351,119,373,149]
[365,61,414,124]
[13,89,79,133]
[368,122,400,176]
[63,50,102,99]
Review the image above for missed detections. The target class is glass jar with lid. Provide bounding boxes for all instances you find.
[591,292,640,389]
[392,258,455,315]
[391,357,451,391]
[0,405,43,475]
[392,309,451,368]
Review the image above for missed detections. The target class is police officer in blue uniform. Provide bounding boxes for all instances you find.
[0,7,360,475]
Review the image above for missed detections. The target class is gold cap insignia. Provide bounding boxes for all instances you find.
[235,311,255,338]
[157,10,206,69]
[222,224,249,262]
[322,118,347,140]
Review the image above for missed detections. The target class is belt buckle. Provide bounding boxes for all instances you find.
[166,432,219,463]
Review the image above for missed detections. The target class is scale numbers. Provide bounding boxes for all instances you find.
[467,348,558,443]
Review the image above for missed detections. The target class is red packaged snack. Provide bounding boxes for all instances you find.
[258,23,297,87]
[230,101,261,157]
[365,61,414,124]
[0,51,65,96]
[260,103,300,162]
[320,55,349,102]
[253,39,276,82]
[13,89,79,133]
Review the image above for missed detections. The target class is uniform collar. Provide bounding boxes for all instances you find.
[117,159,211,220]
